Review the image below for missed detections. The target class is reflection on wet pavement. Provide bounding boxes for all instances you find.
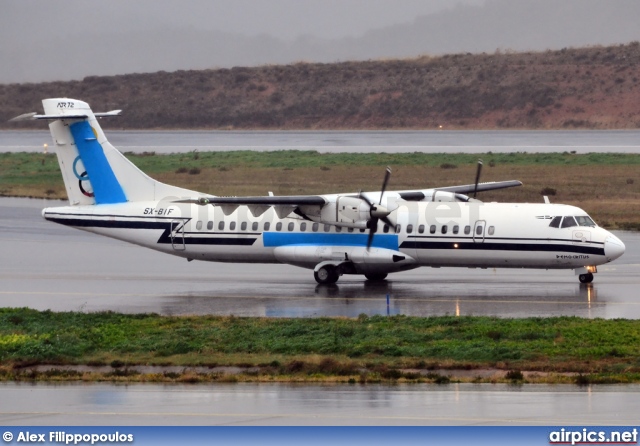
[1,197,638,319]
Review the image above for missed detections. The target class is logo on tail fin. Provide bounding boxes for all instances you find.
[72,156,94,197]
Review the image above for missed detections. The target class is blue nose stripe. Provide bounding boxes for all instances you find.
[263,232,398,250]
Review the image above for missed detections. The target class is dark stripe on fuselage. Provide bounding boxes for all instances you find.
[44,214,605,255]
[46,216,168,230]
[400,240,605,255]
[180,235,257,246]
[44,216,257,247]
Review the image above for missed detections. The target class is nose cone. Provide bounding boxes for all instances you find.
[605,235,625,261]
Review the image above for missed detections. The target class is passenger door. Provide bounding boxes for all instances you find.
[170,220,186,251]
[473,220,486,243]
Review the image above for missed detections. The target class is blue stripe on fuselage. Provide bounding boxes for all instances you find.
[263,232,398,249]
[70,121,127,204]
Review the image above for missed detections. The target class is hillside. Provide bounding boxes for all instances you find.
[2,43,640,130]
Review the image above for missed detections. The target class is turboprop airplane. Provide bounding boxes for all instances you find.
[11,98,625,284]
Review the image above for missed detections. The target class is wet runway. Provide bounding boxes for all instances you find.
[3,129,640,153]
[1,382,639,426]
[1,197,638,318]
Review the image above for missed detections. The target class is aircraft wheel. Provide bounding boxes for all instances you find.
[314,265,339,284]
[364,273,388,281]
[579,273,594,284]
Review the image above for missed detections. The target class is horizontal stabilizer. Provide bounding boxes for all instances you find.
[8,110,121,122]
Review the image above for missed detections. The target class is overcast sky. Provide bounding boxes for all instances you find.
[1,0,485,41]
[2,0,638,84]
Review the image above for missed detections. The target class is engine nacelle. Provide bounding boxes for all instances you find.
[336,196,369,224]
[273,245,417,273]
[311,196,370,228]
[424,190,471,202]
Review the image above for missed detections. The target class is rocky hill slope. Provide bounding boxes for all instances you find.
[2,43,640,130]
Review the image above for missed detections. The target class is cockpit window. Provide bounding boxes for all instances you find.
[575,216,596,227]
[550,216,596,229]
[561,216,577,228]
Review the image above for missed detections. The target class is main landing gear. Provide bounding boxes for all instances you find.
[314,264,340,284]
[579,273,594,284]
[313,264,388,284]
[364,273,388,282]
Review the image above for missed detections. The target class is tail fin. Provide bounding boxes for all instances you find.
[28,98,195,205]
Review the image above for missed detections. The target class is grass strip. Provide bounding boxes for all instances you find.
[1,308,639,384]
[1,151,639,229]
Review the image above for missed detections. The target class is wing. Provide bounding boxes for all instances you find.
[437,180,522,194]
[174,195,326,206]
[394,180,522,201]
[174,180,522,206]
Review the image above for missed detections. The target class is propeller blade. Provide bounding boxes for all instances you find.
[379,167,392,205]
[381,216,394,229]
[358,190,374,207]
[473,159,483,198]
[364,167,392,251]
[366,222,377,250]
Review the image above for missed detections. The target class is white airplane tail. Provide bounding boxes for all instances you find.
[33,98,195,205]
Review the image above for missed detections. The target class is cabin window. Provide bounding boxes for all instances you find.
[549,216,562,228]
[252,222,258,231]
[218,221,225,231]
[287,222,294,231]
[561,216,577,228]
[383,225,390,233]
[207,221,214,230]
[395,224,401,233]
[348,227,354,233]
[264,222,270,231]
[300,222,307,232]
[488,226,495,235]
[430,225,436,234]
[335,226,342,232]
[475,225,483,235]
[359,228,366,233]
[276,222,282,231]
[230,221,236,231]
[453,225,459,234]
[324,224,331,232]
[407,224,413,234]
[312,223,319,232]
[576,216,596,227]
[418,224,425,234]
[196,221,203,230]
[441,225,448,234]
[464,225,471,235]
[240,222,247,231]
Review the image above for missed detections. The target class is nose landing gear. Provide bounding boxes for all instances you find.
[579,273,594,284]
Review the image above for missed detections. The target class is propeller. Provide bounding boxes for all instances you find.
[472,159,483,198]
[360,167,394,250]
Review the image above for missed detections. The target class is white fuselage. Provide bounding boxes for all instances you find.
[43,198,625,276]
